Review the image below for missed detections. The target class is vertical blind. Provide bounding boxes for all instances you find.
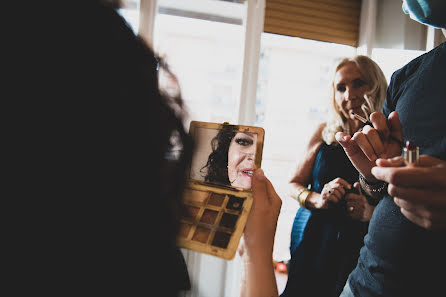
[264,0,362,47]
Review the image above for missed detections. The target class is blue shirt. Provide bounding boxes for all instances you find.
[348,42,446,297]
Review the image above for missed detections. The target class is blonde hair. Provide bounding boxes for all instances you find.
[322,55,388,144]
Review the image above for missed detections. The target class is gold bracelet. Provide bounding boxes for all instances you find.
[298,190,310,209]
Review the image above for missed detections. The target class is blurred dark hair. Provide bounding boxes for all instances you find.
[12,1,192,295]
[200,126,235,185]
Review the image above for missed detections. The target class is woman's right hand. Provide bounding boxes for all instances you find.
[306,177,351,209]
[241,168,281,297]
[243,169,282,257]
[335,111,403,181]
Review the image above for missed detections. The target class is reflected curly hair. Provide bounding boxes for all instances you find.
[200,125,235,185]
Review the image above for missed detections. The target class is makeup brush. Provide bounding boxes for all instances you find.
[352,112,404,147]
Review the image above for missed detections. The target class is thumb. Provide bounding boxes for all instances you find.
[388,111,403,142]
[251,168,268,208]
[354,181,362,196]
[417,155,445,167]
[265,176,282,211]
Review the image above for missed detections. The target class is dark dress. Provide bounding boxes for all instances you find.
[281,142,369,297]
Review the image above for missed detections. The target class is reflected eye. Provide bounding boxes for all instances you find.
[235,137,253,146]
[336,85,346,92]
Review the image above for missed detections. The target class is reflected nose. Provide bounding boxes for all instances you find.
[244,152,254,160]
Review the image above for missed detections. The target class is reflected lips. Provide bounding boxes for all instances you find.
[241,168,254,177]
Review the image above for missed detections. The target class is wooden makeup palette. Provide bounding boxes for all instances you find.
[178,121,264,260]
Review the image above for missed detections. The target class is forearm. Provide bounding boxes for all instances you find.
[240,250,278,297]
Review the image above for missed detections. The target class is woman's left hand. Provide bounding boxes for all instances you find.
[344,182,375,222]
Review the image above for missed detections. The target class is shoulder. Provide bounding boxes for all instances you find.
[386,43,446,115]
[390,43,445,87]
[306,123,325,153]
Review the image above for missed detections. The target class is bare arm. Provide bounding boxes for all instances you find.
[240,169,282,297]
[289,124,351,209]
[289,124,324,200]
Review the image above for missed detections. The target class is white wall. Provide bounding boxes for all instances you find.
[375,0,427,50]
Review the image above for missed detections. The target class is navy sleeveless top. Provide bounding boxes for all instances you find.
[281,142,368,297]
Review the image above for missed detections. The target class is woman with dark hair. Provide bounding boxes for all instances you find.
[200,125,235,185]
[13,1,194,295]
[11,2,283,296]
[201,126,258,189]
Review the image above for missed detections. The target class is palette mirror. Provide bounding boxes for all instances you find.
[178,121,265,260]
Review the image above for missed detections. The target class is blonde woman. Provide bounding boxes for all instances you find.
[282,56,387,297]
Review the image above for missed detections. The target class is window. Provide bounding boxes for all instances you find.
[371,48,425,83]
[153,0,247,127]
[118,0,140,33]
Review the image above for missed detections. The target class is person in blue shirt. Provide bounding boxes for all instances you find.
[335,1,446,296]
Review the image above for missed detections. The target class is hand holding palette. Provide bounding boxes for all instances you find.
[178,121,265,260]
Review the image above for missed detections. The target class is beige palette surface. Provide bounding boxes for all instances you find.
[178,121,264,260]
[178,182,253,260]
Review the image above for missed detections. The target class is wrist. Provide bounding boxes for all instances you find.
[359,173,388,201]
[297,188,311,209]
[243,247,273,264]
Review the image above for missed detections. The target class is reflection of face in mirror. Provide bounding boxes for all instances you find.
[227,132,257,189]
[200,126,257,189]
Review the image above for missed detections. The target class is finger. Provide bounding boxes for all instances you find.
[372,166,446,188]
[325,187,341,204]
[352,131,378,162]
[417,155,446,167]
[354,182,362,196]
[252,168,268,208]
[346,202,361,220]
[390,185,446,206]
[330,187,344,201]
[344,192,362,202]
[370,112,390,139]
[330,181,347,195]
[394,197,427,213]
[375,156,405,167]
[332,178,351,189]
[335,132,362,157]
[362,125,385,156]
[387,111,403,145]
[265,176,282,211]
[399,208,434,230]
